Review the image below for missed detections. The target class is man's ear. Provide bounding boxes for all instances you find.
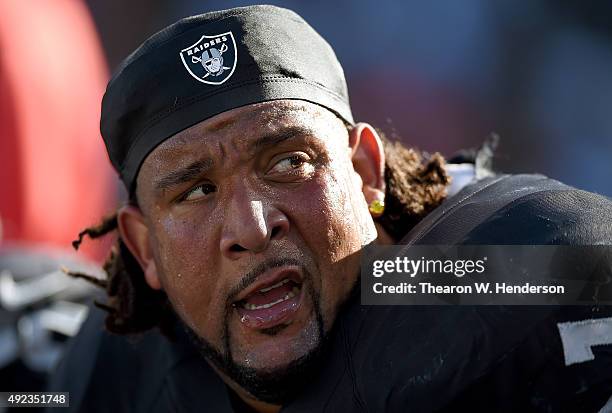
[349,123,386,204]
[117,205,162,290]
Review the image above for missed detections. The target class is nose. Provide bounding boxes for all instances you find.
[220,196,289,260]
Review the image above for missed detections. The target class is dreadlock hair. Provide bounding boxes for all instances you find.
[69,212,175,337]
[70,131,450,337]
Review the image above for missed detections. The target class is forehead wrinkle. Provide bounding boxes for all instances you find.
[147,101,343,172]
[204,116,236,133]
[258,104,312,128]
[216,106,321,155]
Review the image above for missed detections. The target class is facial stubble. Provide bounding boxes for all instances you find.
[180,265,329,405]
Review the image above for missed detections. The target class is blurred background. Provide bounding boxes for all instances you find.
[89,0,612,196]
[0,0,611,403]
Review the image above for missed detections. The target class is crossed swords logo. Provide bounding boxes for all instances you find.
[191,43,231,78]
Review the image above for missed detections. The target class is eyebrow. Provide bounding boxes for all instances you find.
[249,125,314,152]
[154,159,213,191]
[153,125,314,191]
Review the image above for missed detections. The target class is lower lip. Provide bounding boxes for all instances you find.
[235,287,303,330]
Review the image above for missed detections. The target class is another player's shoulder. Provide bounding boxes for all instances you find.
[465,174,612,244]
[406,173,612,245]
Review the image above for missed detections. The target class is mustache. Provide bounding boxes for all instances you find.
[227,257,304,304]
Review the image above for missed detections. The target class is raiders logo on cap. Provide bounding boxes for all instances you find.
[179,32,237,85]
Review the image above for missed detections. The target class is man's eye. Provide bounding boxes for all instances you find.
[181,183,216,202]
[269,154,313,176]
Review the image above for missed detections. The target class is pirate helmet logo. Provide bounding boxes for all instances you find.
[179,31,237,85]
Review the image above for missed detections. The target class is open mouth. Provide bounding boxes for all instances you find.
[233,269,304,330]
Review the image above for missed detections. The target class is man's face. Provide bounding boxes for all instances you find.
[133,100,377,385]
[203,54,222,73]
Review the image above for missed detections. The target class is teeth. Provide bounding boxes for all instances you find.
[242,286,300,310]
[258,278,291,293]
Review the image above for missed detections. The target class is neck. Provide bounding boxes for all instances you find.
[208,361,282,413]
[375,222,395,244]
[239,395,281,413]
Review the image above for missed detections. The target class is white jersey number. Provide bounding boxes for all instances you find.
[557,316,612,366]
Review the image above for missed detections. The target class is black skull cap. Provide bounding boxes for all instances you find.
[101,5,354,193]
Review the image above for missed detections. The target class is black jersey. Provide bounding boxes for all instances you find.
[47,174,612,412]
